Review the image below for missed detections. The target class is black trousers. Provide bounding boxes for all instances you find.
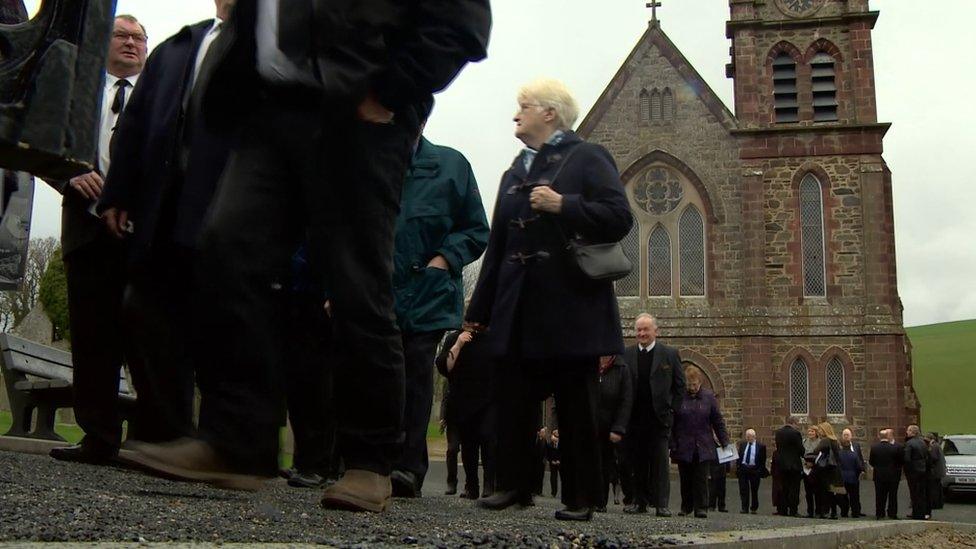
[284,292,338,477]
[194,99,418,476]
[738,467,761,511]
[459,405,496,495]
[814,470,838,516]
[494,357,602,510]
[596,433,624,508]
[123,243,197,443]
[708,463,727,510]
[838,481,861,517]
[907,472,929,519]
[875,479,899,518]
[678,458,710,513]
[776,470,802,515]
[928,477,944,510]
[803,472,817,516]
[63,236,139,451]
[445,421,460,487]
[627,422,671,508]
[395,330,446,489]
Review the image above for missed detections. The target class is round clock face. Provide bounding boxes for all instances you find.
[775,0,826,18]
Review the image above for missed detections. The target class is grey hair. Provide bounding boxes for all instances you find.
[634,313,658,326]
[115,14,147,37]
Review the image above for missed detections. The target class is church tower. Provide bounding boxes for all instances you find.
[726,0,919,435]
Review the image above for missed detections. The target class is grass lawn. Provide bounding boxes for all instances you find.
[907,319,976,435]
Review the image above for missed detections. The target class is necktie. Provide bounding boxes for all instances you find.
[111,79,131,114]
[746,443,753,465]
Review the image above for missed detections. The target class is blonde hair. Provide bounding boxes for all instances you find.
[816,422,838,441]
[684,365,702,384]
[518,78,580,130]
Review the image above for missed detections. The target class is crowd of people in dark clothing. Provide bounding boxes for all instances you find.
[39,0,949,523]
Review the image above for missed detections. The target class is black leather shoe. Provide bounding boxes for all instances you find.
[287,471,326,488]
[555,507,593,521]
[444,482,457,495]
[677,510,690,517]
[390,470,419,498]
[50,444,115,465]
[694,510,708,518]
[656,508,672,517]
[595,506,607,513]
[477,490,533,510]
[623,504,647,514]
[459,487,479,499]
[750,509,758,514]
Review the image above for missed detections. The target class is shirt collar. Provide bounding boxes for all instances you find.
[210,17,224,34]
[521,130,566,171]
[639,341,656,353]
[106,72,140,90]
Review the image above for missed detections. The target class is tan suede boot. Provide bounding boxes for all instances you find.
[320,469,392,512]
[122,437,266,491]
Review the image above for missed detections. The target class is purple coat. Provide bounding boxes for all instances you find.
[670,388,729,464]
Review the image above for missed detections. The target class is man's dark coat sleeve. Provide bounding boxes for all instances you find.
[613,363,633,435]
[433,161,489,276]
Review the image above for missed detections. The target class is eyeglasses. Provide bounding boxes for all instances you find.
[113,31,148,44]
[517,102,546,113]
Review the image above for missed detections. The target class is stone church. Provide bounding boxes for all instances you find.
[577,0,919,439]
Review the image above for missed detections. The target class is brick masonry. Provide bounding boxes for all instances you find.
[577,0,919,444]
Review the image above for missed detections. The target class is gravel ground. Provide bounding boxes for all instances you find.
[843,527,976,548]
[0,451,820,547]
[1,450,973,547]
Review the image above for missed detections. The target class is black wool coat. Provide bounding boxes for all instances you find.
[869,440,904,482]
[435,330,494,425]
[465,132,633,360]
[597,356,633,435]
[773,425,805,474]
[99,19,232,262]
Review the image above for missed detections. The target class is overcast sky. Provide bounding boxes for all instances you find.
[22,0,975,328]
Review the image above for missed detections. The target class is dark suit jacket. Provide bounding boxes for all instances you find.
[903,436,928,476]
[623,342,685,431]
[869,440,903,482]
[196,0,491,135]
[773,425,805,474]
[99,19,232,262]
[597,356,632,435]
[737,440,769,478]
[465,132,632,359]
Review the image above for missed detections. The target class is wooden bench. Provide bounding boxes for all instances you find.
[0,332,135,441]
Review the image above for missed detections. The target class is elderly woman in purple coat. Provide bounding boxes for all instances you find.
[670,367,729,518]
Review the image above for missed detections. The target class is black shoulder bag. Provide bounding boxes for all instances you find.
[546,146,633,281]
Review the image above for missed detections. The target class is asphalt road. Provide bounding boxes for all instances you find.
[0,451,972,547]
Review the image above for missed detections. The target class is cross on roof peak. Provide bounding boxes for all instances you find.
[646,1,662,23]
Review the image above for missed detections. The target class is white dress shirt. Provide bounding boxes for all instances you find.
[638,341,656,353]
[99,72,140,176]
[188,18,224,93]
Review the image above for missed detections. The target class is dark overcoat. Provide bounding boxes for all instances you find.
[869,440,904,483]
[670,388,729,464]
[99,19,232,262]
[773,425,805,474]
[196,0,491,134]
[394,138,489,334]
[464,131,633,359]
[597,356,633,435]
[623,342,686,431]
[435,330,494,425]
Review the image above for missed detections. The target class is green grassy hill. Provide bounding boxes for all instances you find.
[908,319,976,435]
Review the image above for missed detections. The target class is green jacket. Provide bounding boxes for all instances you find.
[394,137,489,334]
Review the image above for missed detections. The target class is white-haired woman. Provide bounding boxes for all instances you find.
[464,79,632,521]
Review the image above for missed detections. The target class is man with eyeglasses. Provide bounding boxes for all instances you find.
[47,15,147,466]
[100,0,237,446]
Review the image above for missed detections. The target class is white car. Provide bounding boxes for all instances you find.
[943,435,976,499]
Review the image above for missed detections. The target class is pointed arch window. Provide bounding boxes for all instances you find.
[639,89,651,124]
[790,358,809,416]
[799,174,826,297]
[826,357,846,415]
[773,52,799,123]
[615,218,641,297]
[662,88,675,121]
[647,225,671,297]
[678,206,705,296]
[811,52,838,122]
[650,89,662,121]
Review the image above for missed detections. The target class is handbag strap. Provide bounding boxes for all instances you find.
[538,144,581,249]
